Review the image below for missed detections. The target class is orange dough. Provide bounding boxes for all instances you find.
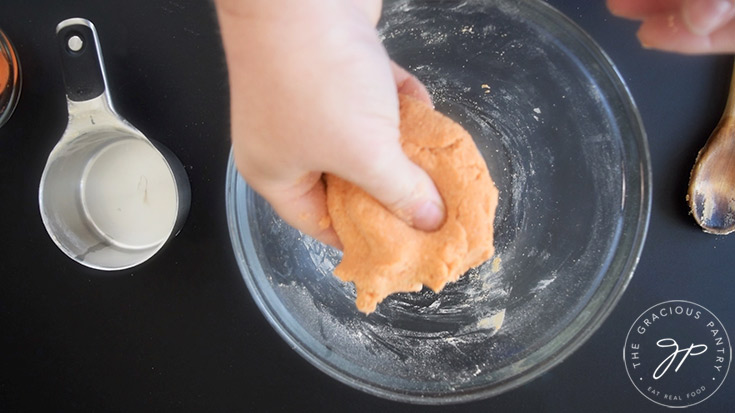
[325,94,498,314]
[0,54,8,92]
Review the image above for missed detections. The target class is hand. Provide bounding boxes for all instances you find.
[608,0,735,53]
[214,0,445,248]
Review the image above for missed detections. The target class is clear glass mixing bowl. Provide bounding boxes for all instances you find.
[226,0,651,404]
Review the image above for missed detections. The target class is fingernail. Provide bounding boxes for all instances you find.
[683,0,734,35]
[412,200,445,231]
[639,38,653,49]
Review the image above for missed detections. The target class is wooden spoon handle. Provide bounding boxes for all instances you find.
[724,58,735,118]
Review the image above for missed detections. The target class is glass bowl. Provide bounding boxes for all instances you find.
[226,0,650,404]
[0,27,21,128]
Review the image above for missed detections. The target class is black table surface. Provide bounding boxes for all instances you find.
[1,1,733,411]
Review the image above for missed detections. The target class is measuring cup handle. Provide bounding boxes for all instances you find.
[56,18,108,102]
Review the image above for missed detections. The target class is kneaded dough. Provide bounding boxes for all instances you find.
[326,94,498,314]
[0,56,8,93]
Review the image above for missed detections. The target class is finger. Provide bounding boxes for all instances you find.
[254,171,343,249]
[333,138,446,232]
[638,12,735,53]
[607,0,682,20]
[682,0,735,35]
[391,61,433,107]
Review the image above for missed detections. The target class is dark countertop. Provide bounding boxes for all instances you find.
[1,0,733,411]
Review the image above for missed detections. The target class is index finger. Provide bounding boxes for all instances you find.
[638,13,735,53]
[607,0,683,19]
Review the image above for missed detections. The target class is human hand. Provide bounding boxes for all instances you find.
[215,0,445,248]
[607,0,735,53]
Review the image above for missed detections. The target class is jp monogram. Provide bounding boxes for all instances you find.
[624,300,731,408]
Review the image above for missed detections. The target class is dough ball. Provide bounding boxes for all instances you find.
[326,94,498,313]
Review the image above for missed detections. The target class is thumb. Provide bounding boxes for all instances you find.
[391,61,433,107]
[682,0,735,35]
[336,143,446,231]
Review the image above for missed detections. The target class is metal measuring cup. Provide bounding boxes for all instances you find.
[39,18,191,270]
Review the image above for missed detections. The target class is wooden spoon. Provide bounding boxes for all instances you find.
[688,62,735,234]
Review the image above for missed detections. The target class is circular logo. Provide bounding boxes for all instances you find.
[624,300,731,408]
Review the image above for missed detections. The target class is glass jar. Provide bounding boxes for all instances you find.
[0,27,21,128]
